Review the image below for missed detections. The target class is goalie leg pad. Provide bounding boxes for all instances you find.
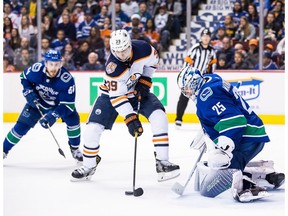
[196,161,238,197]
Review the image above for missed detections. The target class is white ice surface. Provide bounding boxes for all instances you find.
[2,123,286,216]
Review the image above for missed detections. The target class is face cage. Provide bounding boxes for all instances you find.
[181,78,200,100]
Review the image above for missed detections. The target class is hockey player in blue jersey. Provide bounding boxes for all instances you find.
[71,29,180,181]
[177,66,284,202]
[3,49,83,162]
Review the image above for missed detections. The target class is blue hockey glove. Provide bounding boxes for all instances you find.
[39,111,60,129]
[23,89,39,108]
[134,76,152,97]
[124,113,143,137]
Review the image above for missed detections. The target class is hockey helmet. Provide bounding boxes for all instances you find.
[44,49,62,78]
[110,29,132,62]
[44,49,62,62]
[177,66,204,101]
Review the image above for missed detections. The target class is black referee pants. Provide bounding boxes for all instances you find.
[175,93,189,122]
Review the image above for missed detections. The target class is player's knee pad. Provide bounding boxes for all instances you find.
[62,111,80,125]
[83,123,105,148]
[195,161,238,197]
[149,109,168,134]
[243,160,276,189]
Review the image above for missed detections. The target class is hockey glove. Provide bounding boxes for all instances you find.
[23,89,40,108]
[124,113,143,137]
[39,111,60,129]
[134,76,152,98]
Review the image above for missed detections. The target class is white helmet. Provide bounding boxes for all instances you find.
[177,66,204,101]
[110,29,132,62]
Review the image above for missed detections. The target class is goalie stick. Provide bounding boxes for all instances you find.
[34,100,66,158]
[171,146,206,195]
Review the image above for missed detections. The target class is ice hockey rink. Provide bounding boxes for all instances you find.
[2,122,286,216]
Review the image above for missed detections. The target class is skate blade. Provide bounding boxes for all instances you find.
[158,170,180,182]
[70,175,93,182]
[238,191,271,203]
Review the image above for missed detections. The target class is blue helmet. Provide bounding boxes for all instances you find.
[177,66,203,101]
[44,49,62,62]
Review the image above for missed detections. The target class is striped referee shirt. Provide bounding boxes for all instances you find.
[183,42,217,74]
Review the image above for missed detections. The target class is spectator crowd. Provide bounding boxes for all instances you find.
[3,0,285,72]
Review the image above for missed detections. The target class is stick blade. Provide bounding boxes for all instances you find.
[171,182,184,195]
[58,148,66,158]
[134,188,144,197]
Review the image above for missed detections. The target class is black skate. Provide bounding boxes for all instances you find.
[266,172,285,189]
[155,152,180,182]
[233,176,270,203]
[70,146,83,162]
[71,155,101,181]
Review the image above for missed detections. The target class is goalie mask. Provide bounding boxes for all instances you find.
[110,29,132,62]
[44,49,62,78]
[177,66,204,101]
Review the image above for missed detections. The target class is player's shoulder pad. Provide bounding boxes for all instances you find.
[131,40,152,59]
[22,61,45,81]
[198,74,222,101]
[105,55,125,77]
[58,67,74,84]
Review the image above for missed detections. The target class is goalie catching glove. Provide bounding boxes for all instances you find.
[39,111,60,129]
[134,76,152,97]
[125,113,143,137]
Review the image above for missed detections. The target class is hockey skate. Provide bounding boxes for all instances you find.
[71,155,101,181]
[266,172,285,189]
[3,152,7,159]
[155,152,180,182]
[244,160,285,190]
[70,146,83,162]
[175,120,182,129]
[232,171,270,203]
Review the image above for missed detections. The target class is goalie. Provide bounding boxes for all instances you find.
[177,66,285,202]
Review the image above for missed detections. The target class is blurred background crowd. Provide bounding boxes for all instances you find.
[3,0,285,72]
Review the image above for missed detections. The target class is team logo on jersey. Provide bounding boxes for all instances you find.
[199,87,213,101]
[95,109,101,115]
[106,62,117,74]
[126,73,141,90]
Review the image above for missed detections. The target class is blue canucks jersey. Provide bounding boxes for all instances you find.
[196,73,270,145]
[20,61,76,117]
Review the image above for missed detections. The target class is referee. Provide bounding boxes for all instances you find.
[175,28,217,128]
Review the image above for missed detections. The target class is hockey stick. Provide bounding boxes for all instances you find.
[34,101,66,158]
[125,95,144,197]
[171,146,205,195]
